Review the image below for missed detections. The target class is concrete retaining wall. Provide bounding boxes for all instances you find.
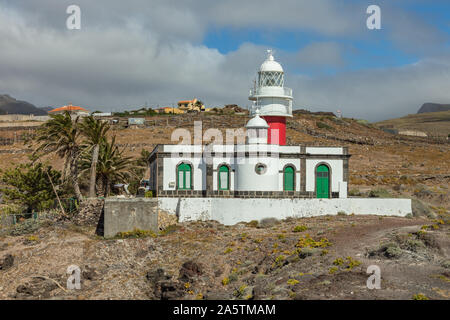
[158,197,412,226]
[103,197,412,236]
[104,198,158,237]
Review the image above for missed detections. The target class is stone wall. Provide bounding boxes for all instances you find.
[104,198,158,238]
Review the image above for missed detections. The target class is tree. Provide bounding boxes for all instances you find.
[128,149,150,194]
[33,111,83,202]
[0,163,61,213]
[80,136,134,197]
[79,116,110,198]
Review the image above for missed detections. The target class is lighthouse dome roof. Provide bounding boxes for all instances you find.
[259,50,283,73]
[245,110,269,129]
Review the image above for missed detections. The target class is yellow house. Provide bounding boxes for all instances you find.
[177,98,205,112]
[158,106,185,114]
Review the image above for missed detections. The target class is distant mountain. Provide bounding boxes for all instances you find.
[376,110,450,138]
[0,94,47,115]
[38,106,53,113]
[417,103,450,114]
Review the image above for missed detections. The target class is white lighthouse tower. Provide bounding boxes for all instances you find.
[249,50,293,145]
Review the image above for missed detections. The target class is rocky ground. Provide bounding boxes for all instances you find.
[0,113,449,300]
[0,212,449,300]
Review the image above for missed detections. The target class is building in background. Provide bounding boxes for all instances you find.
[48,104,89,117]
[177,98,205,112]
[157,106,185,114]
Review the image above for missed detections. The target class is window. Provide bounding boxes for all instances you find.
[258,71,284,87]
[283,166,295,191]
[177,163,192,190]
[255,163,267,175]
[218,165,230,190]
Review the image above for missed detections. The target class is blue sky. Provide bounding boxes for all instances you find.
[203,1,450,75]
[0,0,449,121]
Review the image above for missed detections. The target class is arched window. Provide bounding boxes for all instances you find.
[283,166,295,191]
[218,165,230,190]
[177,163,192,190]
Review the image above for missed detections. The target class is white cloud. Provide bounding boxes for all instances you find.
[0,1,449,121]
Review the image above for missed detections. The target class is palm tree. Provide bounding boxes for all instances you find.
[79,116,110,198]
[80,136,134,197]
[33,111,83,202]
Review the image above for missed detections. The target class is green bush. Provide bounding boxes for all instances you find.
[0,163,61,213]
[293,225,308,232]
[316,121,333,130]
[144,190,153,198]
[348,189,361,197]
[368,188,391,198]
[9,219,41,236]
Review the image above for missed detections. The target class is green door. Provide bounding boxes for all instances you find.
[177,163,192,190]
[316,165,329,198]
[284,166,294,191]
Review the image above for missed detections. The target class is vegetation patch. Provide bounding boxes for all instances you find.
[114,228,157,239]
[293,225,308,233]
[296,234,332,249]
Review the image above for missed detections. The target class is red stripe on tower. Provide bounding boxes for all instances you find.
[263,116,286,145]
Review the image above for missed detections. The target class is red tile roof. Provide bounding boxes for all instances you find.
[49,105,88,113]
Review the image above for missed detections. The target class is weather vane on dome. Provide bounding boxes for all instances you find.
[266,49,274,60]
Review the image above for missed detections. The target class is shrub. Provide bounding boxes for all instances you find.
[412,294,429,300]
[114,228,157,239]
[316,121,333,130]
[368,188,391,198]
[287,279,299,285]
[144,190,153,198]
[0,163,61,213]
[10,219,41,236]
[296,234,332,248]
[293,225,308,233]
[329,267,338,274]
[348,189,361,197]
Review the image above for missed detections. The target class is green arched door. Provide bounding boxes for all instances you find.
[283,166,295,191]
[316,164,329,198]
[177,163,192,190]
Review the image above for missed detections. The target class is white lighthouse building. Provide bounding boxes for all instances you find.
[249,50,293,145]
[148,50,351,200]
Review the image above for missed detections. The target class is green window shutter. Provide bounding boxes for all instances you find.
[218,165,229,190]
[316,164,329,198]
[283,166,294,191]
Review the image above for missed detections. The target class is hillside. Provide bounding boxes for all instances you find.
[0,112,449,300]
[375,111,450,138]
[0,94,46,116]
[418,103,450,114]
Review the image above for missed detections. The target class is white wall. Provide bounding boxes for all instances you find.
[158,198,412,225]
[235,156,279,191]
[305,159,343,192]
[306,147,343,155]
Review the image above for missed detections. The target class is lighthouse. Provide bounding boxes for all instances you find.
[249,50,293,145]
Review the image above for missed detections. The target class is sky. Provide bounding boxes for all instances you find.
[0,0,449,121]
